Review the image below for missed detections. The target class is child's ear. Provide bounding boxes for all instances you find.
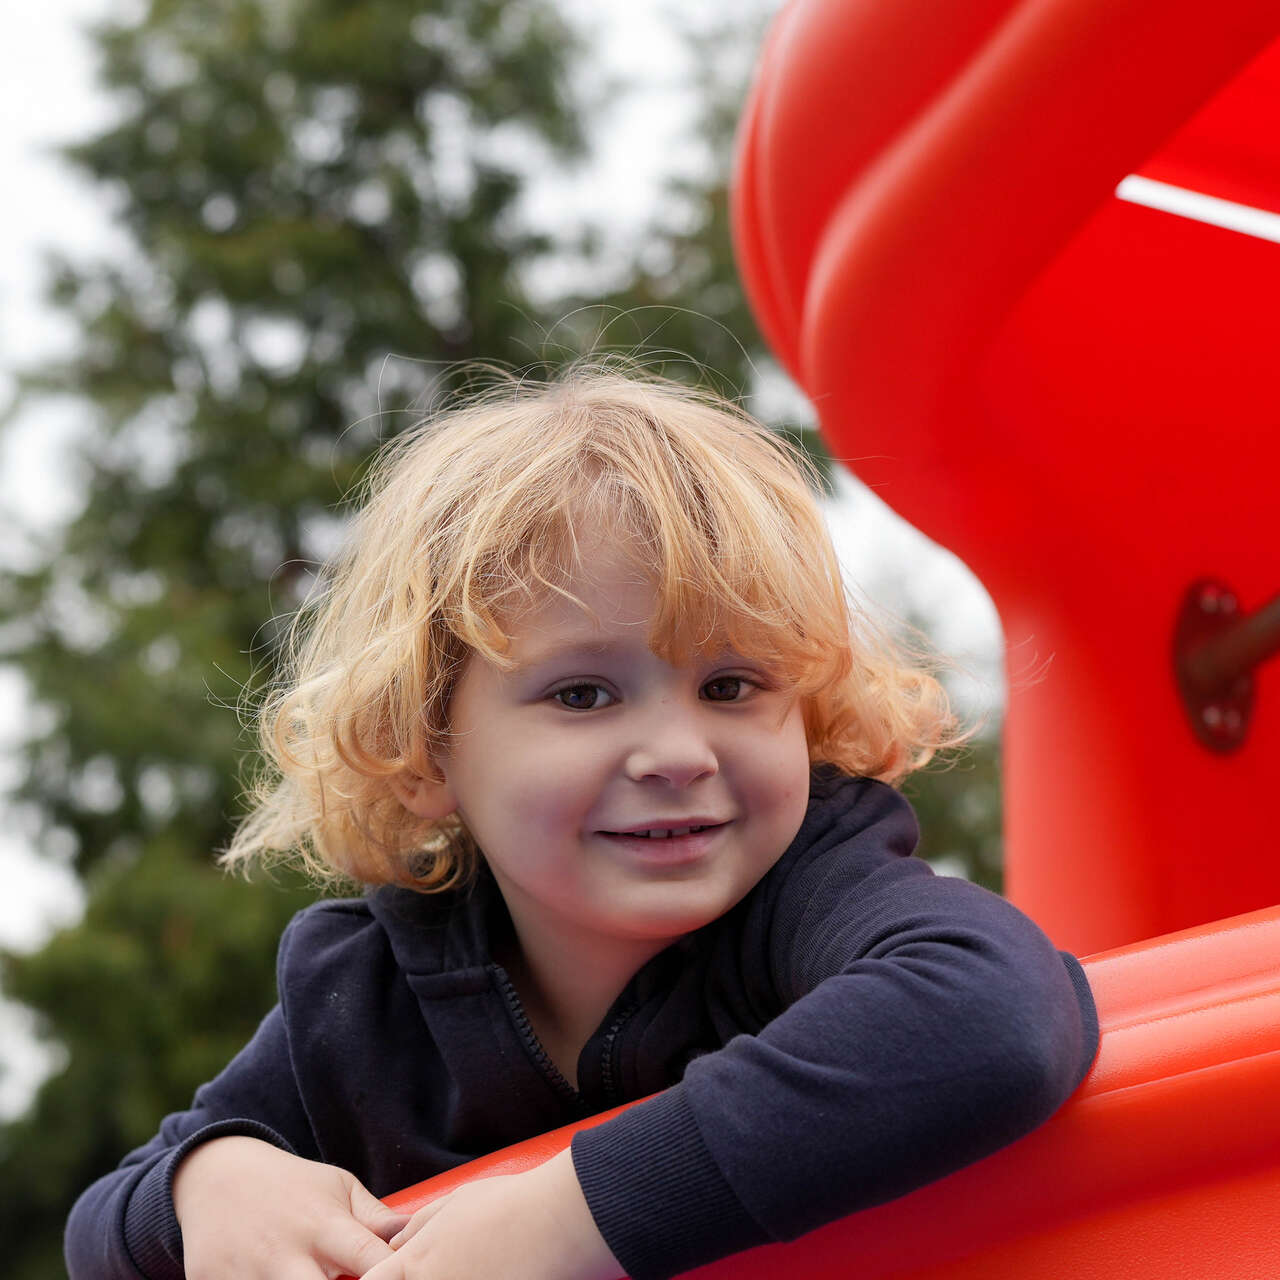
[391,770,458,821]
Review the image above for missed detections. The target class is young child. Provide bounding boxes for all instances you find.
[66,368,1098,1280]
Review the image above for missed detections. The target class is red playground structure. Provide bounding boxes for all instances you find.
[372,2,1280,1273]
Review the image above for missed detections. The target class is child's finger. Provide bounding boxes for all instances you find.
[371,1213,412,1244]
[387,1195,451,1249]
[346,1178,412,1242]
[354,1254,405,1280]
[315,1217,397,1278]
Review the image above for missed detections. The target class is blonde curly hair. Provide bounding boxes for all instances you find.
[224,365,964,890]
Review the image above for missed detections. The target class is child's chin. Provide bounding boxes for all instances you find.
[602,881,751,944]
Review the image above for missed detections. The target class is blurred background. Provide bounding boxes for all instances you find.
[0,2,1002,1273]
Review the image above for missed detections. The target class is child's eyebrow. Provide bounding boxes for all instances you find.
[509,638,633,674]
[510,637,760,678]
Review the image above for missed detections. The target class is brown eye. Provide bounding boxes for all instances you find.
[703,676,745,702]
[554,683,611,710]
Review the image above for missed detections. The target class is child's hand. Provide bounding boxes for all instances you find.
[172,1135,409,1279]
[361,1148,624,1280]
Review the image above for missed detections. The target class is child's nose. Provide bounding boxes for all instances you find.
[624,706,719,788]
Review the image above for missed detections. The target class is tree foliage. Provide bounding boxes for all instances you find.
[0,3,1001,1275]
[0,2,594,1272]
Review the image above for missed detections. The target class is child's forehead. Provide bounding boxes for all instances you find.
[497,571,767,674]
[476,508,800,672]
[513,515,652,597]
[502,547,660,642]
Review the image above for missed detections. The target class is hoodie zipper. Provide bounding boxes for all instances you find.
[494,965,640,1110]
[598,999,638,1105]
[493,966,583,1107]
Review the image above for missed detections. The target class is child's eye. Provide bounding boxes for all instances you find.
[702,675,750,702]
[552,683,614,711]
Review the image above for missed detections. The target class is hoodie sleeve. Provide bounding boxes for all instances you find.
[64,930,319,1280]
[571,776,1099,1280]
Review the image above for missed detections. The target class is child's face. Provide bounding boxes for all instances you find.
[432,538,812,963]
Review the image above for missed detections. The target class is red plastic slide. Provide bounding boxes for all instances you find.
[379,907,1280,1277]
[733,0,1280,955]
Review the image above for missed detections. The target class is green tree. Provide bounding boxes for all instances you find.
[555,10,834,481]
[905,731,1004,893]
[0,2,592,1273]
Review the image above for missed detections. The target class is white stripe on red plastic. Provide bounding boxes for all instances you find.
[1116,174,1280,244]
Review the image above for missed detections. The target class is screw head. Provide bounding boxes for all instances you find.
[1177,578,1254,754]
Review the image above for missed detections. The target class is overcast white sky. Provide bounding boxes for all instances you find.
[0,0,1001,1116]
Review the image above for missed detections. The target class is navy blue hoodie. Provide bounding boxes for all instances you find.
[65,770,1098,1280]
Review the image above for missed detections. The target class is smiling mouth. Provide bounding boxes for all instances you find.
[601,822,728,840]
[616,825,708,840]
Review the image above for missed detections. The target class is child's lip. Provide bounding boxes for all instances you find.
[600,819,730,835]
[597,823,730,864]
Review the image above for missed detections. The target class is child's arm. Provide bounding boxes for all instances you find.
[64,909,397,1280]
[64,1000,390,1280]
[566,777,1098,1279]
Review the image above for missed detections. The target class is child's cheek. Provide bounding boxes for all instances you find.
[503,750,595,834]
[769,710,815,851]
